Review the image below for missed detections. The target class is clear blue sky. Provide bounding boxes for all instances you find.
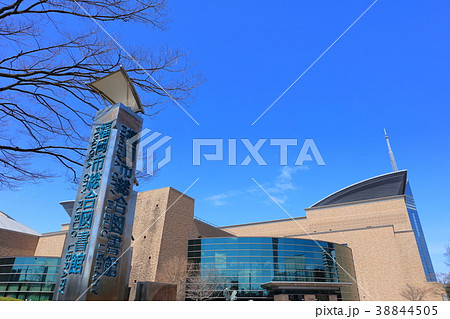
[1,0,449,274]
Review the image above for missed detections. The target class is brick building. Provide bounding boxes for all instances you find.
[0,170,442,301]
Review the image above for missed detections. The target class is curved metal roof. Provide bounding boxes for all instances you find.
[310,170,407,208]
[0,211,41,236]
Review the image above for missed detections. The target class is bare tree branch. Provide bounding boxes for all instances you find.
[400,283,430,301]
[158,255,189,301]
[445,245,450,267]
[0,0,203,189]
[185,262,221,301]
[431,273,450,300]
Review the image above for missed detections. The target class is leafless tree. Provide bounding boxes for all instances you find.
[184,262,221,301]
[400,283,430,301]
[158,258,222,301]
[431,273,450,300]
[445,245,450,267]
[158,255,189,301]
[0,0,201,189]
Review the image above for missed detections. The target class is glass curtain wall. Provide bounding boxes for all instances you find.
[0,257,61,301]
[405,182,436,281]
[186,237,358,301]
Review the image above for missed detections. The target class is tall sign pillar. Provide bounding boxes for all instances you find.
[54,69,144,300]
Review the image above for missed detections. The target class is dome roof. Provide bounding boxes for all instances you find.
[310,170,407,208]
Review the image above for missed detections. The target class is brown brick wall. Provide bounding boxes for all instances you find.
[34,232,67,257]
[221,196,440,301]
[0,230,39,257]
[127,187,198,300]
[127,187,170,299]
[222,217,309,238]
[155,187,195,282]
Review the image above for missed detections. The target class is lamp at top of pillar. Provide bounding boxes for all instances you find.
[53,68,144,301]
[87,67,145,114]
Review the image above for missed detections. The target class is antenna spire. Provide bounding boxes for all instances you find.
[384,128,398,172]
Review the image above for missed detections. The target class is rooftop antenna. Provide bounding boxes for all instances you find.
[384,128,398,172]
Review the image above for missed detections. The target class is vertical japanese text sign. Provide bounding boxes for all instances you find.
[54,103,142,300]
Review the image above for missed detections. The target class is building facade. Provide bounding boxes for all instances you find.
[221,170,438,301]
[186,237,359,301]
[0,170,442,301]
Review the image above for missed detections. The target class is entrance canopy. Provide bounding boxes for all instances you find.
[261,281,353,291]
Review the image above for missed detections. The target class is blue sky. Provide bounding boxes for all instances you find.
[1,0,449,274]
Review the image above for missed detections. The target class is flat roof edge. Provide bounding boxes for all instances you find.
[40,230,67,237]
[220,216,307,229]
[137,187,194,200]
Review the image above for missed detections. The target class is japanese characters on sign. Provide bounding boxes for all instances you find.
[58,122,113,295]
[90,124,137,295]
[55,104,142,301]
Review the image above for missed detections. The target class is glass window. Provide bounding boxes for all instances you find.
[0,257,60,300]
[28,284,41,291]
[0,258,15,266]
[7,284,19,292]
[187,237,358,300]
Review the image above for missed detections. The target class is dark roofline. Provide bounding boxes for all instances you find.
[0,211,14,220]
[310,170,408,208]
[305,194,405,211]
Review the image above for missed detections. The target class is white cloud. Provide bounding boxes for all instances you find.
[204,190,242,206]
[204,166,308,207]
[268,194,288,205]
[279,165,309,180]
[267,166,308,194]
[204,193,229,206]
